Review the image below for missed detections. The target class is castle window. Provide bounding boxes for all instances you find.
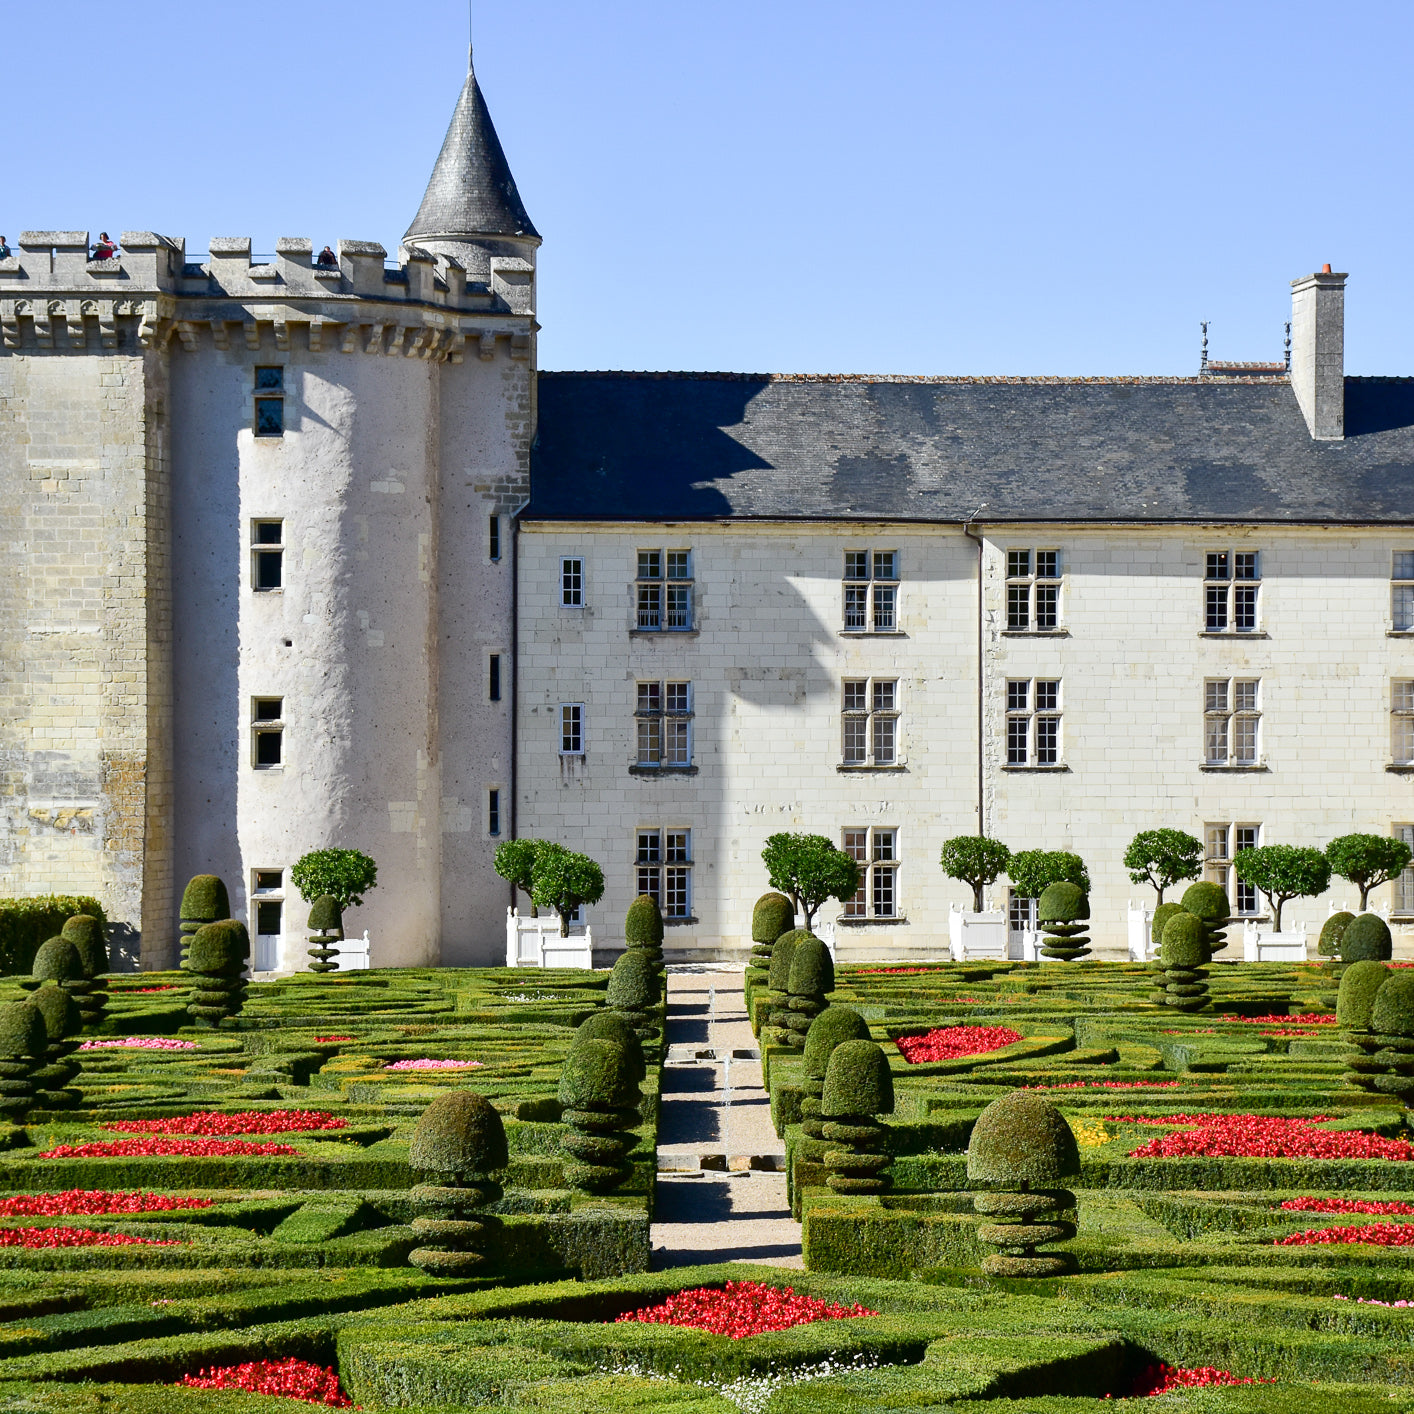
[251,870,284,972]
[841,678,899,766]
[560,702,584,755]
[252,697,284,768]
[251,520,283,591]
[1204,678,1260,766]
[1206,823,1261,915]
[842,827,898,919]
[489,516,501,562]
[1396,826,1414,914]
[1006,679,1061,766]
[636,828,692,918]
[561,557,584,606]
[636,549,693,631]
[489,654,502,703]
[488,789,501,837]
[635,681,693,768]
[254,367,284,437]
[842,550,898,633]
[1393,552,1414,631]
[1204,550,1260,633]
[1005,548,1062,631]
[1393,681,1414,765]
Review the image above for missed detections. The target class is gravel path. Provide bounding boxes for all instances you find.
[652,968,803,1269]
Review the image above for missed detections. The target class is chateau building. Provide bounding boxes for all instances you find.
[3,60,1413,967]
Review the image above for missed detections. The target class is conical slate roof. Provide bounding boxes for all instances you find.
[405,52,539,245]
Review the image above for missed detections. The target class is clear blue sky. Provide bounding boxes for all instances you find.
[9,1,1411,375]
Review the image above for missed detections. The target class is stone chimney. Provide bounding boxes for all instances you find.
[1290,264,1347,440]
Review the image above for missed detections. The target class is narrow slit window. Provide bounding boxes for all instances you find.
[489,655,502,703]
[252,520,283,591]
[489,515,501,563]
[488,789,501,837]
[253,366,284,437]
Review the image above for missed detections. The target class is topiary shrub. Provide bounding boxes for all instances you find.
[1178,881,1230,956]
[1360,972,1414,1105]
[184,919,250,1027]
[29,983,82,1109]
[624,893,665,977]
[1340,961,1393,1096]
[1156,911,1210,1013]
[306,896,343,975]
[407,1091,508,1275]
[606,950,661,1042]
[967,1089,1080,1277]
[750,893,795,970]
[783,936,834,1049]
[557,1039,640,1192]
[763,929,809,1047]
[820,1038,894,1196]
[1342,913,1393,964]
[1037,882,1091,962]
[572,1011,646,1085]
[1150,902,1185,952]
[26,936,104,1034]
[60,915,107,978]
[800,1007,871,1161]
[1320,910,1357,963]
[0,1001,48,1124]
[179,874,230,967]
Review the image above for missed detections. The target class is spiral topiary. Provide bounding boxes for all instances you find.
[799,1007,871,1161]
[764,929,809,1047]
[0,1001,48,1124]
[1342,913,1393,964]
[783,936,834,1049]
[820,1039,894,1195]
[624,893,665,974]
[1360,972,1414,1105]
[571,1010,646,1085]
[557,1038,640,1192]
[179,874,230,967]
[28,984,82,1109]
[1340,960,1393,1095]
[306,895,343,974]
[407,1091,508,1275]
[967,1089,1080,1277]
[184,919,250,1027]
[26,936,104,1034]
[1037,883,1091,962]
[1179,881,1230,956]
[750,892,795,969]
[606,949,661,1042]
[1155,910,1210,1013]
[1150,902,1185,954]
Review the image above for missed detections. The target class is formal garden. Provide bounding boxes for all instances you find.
[1,834,1414,1411]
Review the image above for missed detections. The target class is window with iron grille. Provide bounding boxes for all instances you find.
[1005,679,1061,766]
[1394,553,1414,632]
[842,550,899,632]
[1204,550,1261,632]
[1005,549,1062,631]
[561,557,584,607]
[635,681,693,768]
[559,703,584,755]
[841,678,899,765]
[635,828,692,918]
[636,549,693,631]
[842,827,899,918]
[1204,678,1260,766]
[1206,822,1261,915]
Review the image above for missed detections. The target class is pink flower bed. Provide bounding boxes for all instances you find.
[1034,1080,1180,1091]
[1281,1196,1414,1216]
[895,1026,1023,1064]
[315,1035,354,1043]
[1128,1362,1273,1396]
[0,1189,211,1217]
[0,1226,179,1248]
[1279,1222,1414,1247]
[1335,1294,1414,1307]
[78,1038,198,1051]
[39,1138,298,1159]
[179,1358,351,1407]
[384,1059,484,1071]
[616,1280,876,1338]
[106,1110,345,1137]
[1114,1114,1414,1161]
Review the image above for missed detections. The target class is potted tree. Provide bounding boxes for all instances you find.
[1006,851,1090,961]
[1233,844,1331,961]
[1122,829,1203,961]
[940,836,1011,961]
[1326,834,1413,912]
[761,833,860,939]
[289,849,378,971]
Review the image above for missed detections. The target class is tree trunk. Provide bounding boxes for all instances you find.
[972,882,985,912]
[803,901,817,930]
[1360,882,1371,910]
[558,910,570,937]
[1272,897,1285,932]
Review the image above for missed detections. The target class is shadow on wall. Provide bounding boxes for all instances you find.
[106,922,140,973]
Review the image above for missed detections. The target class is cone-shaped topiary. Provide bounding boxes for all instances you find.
[407,1090,507,1275]
[1150,902,1185,953]
[557,1038,640,1192]
[1340,961,1393,1096]
[1156,911,1210,1013]
[0,1001,48,1124]
[306,895,343,975]
[26,937,104,1033]
[1179,881,1230,956]
[607,949,661,1042]
[179,874,230,966]
[750,892,795,968]
[1358,971,1414,1105]
[29,983,82,1109]
[783,936,835,1049]
[1037,883,1091,962]
[968,1089,1081,1277]
[820,1038,895,1196]
[1342,913,1394,964]
[764,929,809,1047]
[799,1007,871,1159]
[624,894,665,973]
[184,919,250,1027]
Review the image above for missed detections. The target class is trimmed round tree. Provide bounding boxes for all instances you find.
[179,874,230,968]
[1037,883,1091,962]
[306,896,343,974]
[29,983,83,1109]
[1365,972,1414,1104]
[0,1001,47,1125]
[624,893,665,972]
[557,1039,639,1192]
[820,1038,895,1195]
[530,844,605,937]
[940,836,1012,913]
[1179,881,1230,956]
[1327,834,1414,912]
[784,936,835,1049]
[494,838,545,915]
[408,1091,508,1275]
[1232,844,1331,932]
[1339,960,1392,1095]
[184,920,250,1027]
[750,892,795,969]
[968,1089,1081,1277]
[1124,829,1203,905]
[764,929,809,1047]
[1158,911,1210,1012]
[606,949,661,1042]
[762,833,860,931]
[800,1007,871,1161]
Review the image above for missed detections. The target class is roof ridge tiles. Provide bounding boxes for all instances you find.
[540,371,1294,385]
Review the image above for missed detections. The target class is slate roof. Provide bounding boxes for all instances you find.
[405,57,539,245]
[528,373,1414,524]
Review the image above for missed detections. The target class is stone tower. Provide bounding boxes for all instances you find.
[0,54,537,968]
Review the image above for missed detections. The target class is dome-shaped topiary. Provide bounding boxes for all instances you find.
[788,937,834,998]
[1161,912,1208,971]
[307,896,343,933]
[819,1039,895,1195]
[625,894,664,947]
[557,1039,639,1112]
[967,1089,1081,1189]
[557,1039,640,1193]
[1180,882,1230,924]
[187,920,250,976]
[27,983,83,1108]
[752,893,795,945]
[1150,902,1185,949]
[30,984,80,1045]
[60,916,107,977]
[409,1090,509,1177]
[180,874,230,922]
[0,1002,48,1061]
[1342,913,1393,964]
[31,938,83,984]
[572,1011,646,1083]
[1038,882,1088,924]
[607,949,659,1011]
[768,931,809,993]
[803,1007,871,1082]
[1371,973,1414,1039]
[1339,961,1392,1032]
[821,1039,895,1118]
[1320,910,1356,960]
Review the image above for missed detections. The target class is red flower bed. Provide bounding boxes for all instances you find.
[1036,1080,1180,1091]
[0,1226,179,1247]
[315,1036,354,1043]
[106,1109,346,1137]
[1237,1013,1336,1026]
[179,1358,351,1406]
[39,1138,298,1159]
[895,1025,1023,1063]
[1278,1222,1414,1247]
[112,985,182,993]
[1281,1196,1414,1216]
[1116,1114,1414,1161]
[1127,1362,1273,1396]
[856,967,946,975]
[616,1280,876,1338]
[0,1189,211,1217]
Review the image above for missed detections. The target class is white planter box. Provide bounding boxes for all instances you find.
[1241,920,1309,963]
[506,908,593,969]
[1128,902,1156,963]
[949,905,1008,961]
